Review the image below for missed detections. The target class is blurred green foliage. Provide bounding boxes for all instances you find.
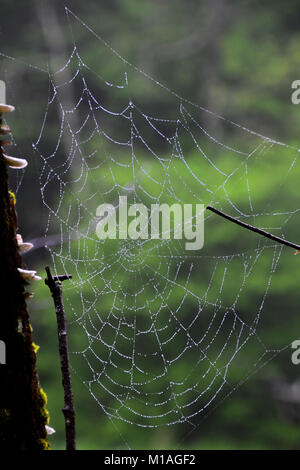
[1,0,300,450]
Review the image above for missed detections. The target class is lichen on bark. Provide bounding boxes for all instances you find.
[0,115,49,450]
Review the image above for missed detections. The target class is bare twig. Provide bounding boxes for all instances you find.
[206,205,300,251]
[44,266,76,451]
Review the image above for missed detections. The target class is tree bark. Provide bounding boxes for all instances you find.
[0,114,49,450]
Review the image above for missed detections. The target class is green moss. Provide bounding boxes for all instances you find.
[32,342,40,354]
[38,438,51,450]
[39,388,50,426]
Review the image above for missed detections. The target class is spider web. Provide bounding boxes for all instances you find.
[3,7,300,448]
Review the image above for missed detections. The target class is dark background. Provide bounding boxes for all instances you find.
[1,0,300,450]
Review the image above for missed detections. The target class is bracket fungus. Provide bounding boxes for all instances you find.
[3,154,28,169]
[0,103,15,113]
[16,234,34,253]
[17,268,42,282]
[0,98,27,169]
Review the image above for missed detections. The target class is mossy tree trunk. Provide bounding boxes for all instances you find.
[0,118,49,449]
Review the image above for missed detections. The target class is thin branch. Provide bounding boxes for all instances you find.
[206,205,300,251]
[44,266,76,451]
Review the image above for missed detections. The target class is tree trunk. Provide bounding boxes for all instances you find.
[0,113,49,450]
